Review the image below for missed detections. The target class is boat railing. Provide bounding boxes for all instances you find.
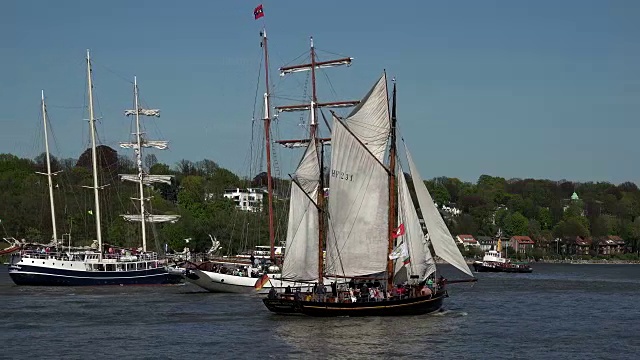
[19,250,160,263]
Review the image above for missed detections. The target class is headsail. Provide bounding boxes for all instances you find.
[404,143,473,277]
[395,165,437,282]
[281,139,321,282]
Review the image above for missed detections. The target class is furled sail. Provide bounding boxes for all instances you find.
[325,116,389,277]
[281,139,321,282]
[404,143,473,277]
[344,74,390,161]
[119,174,173,185]
[121,214,180,223]
[119,140,168,150]
[394,165,437,282]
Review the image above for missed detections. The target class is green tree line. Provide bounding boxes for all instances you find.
[0,148,289,256]
[3,150,640,257]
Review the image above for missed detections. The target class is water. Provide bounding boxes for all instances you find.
[1,264,639,359]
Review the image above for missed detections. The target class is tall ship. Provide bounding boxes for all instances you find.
[263,71,477,317]
[183,23,357,293]
[8,50,182,286]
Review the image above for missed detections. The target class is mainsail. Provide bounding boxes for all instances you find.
[395,165,437,282]
[343,75,390,161]
[404,143,473,277]
[325,117,389,277]
[281,139,321,282]
[325,74,391,278]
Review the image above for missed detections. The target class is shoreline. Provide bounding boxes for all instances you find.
[451,259,640,265]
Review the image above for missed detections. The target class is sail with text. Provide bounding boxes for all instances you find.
[325,74,391,278]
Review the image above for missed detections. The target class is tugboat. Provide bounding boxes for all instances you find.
[472,238,532,273]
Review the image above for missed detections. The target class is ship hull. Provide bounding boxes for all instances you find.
[184,269,341,294]
[8,264,183,286]
[472,261,532,273]
[263,290,447,317]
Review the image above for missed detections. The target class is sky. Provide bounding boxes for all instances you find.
[1,0,639,184]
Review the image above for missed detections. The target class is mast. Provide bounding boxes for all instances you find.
[275,36,359,147]
[132,76,148,252]
[317,134,325,282]
[275,37,358,281]
[120,79,178,251]
[261,29,276,261]
[40,90,58,243]
[310,37,318,138]
[86,49,103,254]
[387,76,397,290]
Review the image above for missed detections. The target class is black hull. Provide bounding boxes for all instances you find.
[8,264,183,286]
[263,290,447,317]
[473,262,532,273]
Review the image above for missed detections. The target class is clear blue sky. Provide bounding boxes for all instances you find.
[1,0,638,184]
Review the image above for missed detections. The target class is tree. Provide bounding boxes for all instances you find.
[537,207,552,230]
[426,181,450,206]
[144,154,158,171]
[504,212,529,236]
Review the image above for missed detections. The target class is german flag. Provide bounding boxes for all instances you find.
[254,274,270,290]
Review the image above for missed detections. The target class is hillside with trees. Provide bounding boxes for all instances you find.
[2,151,639,259]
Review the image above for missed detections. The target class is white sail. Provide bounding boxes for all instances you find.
[121,214,180,223]
[343,74,390,161]
[281,140,320,282]
[404,143,473,277]
[119,174,173,185]
[395,166,437,281]
[326,117,389,277]
[119,140,168,150]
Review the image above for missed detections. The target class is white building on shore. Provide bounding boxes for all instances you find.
[222,188,265,212]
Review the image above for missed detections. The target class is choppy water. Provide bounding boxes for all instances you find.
[1,263,639,359]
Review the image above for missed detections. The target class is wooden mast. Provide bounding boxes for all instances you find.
[386,75,397,290]
[309,37,325,283]
[261,29,276,261]
[274,37,358,282]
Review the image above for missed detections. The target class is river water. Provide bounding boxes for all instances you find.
[1,264,638,359]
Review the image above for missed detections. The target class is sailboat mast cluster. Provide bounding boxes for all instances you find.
[7,50,183,286]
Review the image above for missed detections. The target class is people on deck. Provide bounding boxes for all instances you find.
[268,287,277,299]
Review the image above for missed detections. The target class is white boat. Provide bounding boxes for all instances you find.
[473,237,533,273]
[8,51,181,286]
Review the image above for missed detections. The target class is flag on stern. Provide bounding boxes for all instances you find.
[254,273,270,290]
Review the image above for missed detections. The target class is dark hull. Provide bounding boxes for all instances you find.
[473,262,532,273]
[263,290,447,317]
[8,264,183,286]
